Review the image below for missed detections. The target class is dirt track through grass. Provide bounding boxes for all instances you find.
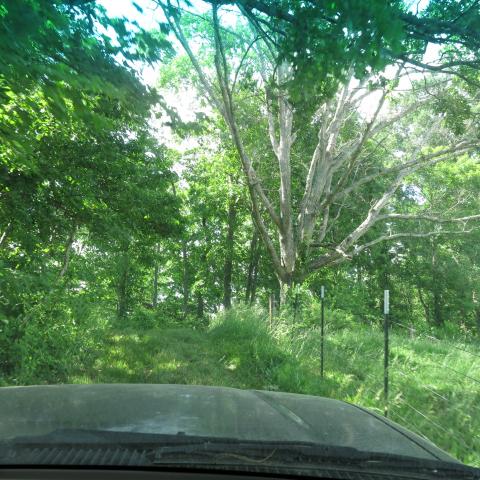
[67,309,480,467]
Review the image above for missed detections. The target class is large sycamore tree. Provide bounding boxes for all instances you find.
[156,0,480,296]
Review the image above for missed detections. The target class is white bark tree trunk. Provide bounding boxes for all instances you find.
[162,4,480,288]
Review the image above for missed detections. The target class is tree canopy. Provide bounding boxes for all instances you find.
[0,0,479,385]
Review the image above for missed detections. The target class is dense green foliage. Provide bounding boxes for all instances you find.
[0,0,180,378]
[3,305,478,465]
[1,0,480,468]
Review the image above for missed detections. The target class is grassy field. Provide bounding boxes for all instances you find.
[63,306,480,467]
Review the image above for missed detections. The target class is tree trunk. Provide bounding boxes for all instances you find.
[433,289,443,326]
[223,196,237,309]
[116,243,130,321]
[431,239,443,326]
[279,275,293,306]
[165,15,479,285]
[196,291,204,318]
[152,244,159,308]
[195,215,209,318]
[0,222,12,249]
[417,286,430,323]
[59,227,76,278]
[245,229,259,303]
[275,63,296,283]
[152,265,159,308]
[250,260,259,304]
[181,238,189,318]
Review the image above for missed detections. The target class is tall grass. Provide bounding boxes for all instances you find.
[202,306,479,466]
[201,304,480,465]
[6,303,478,466]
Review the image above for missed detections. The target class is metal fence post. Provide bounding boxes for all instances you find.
[320,285,325,378]
[384,289,390,417]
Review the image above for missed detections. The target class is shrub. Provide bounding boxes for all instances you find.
[6,294,107,385]
[126,306,159,330]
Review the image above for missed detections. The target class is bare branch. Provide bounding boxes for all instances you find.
[210,5,283,231]
[368,97,433,137]
[275,62,296,273]
[391,52,480,72]
[338,173,406,251]
[330,141,478,204]
[353,227,479,254]
[297,82,352,245]
[232,35,260,93]
[336,118,446,251]
[160,3,223,113]
[266,91,279,157]
[249,191,285,280]
[376,213,480,223]
[305,251,345,275]
[237,3,277,60]
[0,222,12,249]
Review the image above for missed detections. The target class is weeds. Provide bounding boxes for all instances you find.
[3,304,479,466]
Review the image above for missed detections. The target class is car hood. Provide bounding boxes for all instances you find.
[0,384,456,463]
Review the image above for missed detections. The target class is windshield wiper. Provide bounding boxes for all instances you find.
[2,429,479,479]
[150,440,479,479]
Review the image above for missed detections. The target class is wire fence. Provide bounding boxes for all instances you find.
[289,287,480,467]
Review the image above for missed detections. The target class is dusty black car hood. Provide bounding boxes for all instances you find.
[0,384,456,463]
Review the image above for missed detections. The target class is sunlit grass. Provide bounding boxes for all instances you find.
[57,306,480,466]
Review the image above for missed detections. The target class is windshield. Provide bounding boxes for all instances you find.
[1,0,480,477]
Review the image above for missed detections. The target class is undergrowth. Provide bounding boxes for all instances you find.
[2,304,479,466]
